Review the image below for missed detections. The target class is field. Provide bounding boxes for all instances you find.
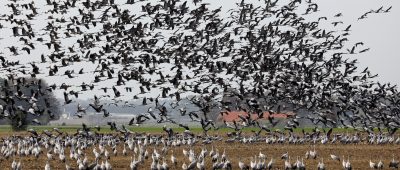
[0,125,361,134]
[0,126,399,169]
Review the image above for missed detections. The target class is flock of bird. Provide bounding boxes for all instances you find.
[0,0,399,169]
[0,127,400,170]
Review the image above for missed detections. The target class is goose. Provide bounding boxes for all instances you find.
[0,1,399,170]
[93,148,100,161]
[183,148,189,157]
[83,156,89,167]
[284,156,292,170]
[101,161,106,170]
[259,150,266,160]
[122,143,126,156]
[196,157,205,170]
[78,160,85,170]
[377,158,383,169]
[182,162,187,170]
[16,160,21,170]
[65,163,71,170]
[223,159,232,170]
[389,154,399,169]
[305,150,310,159]
[200,147,208,159]
[209,146,215,157]
[344,156,352,170]
[211,149,220,162]
[151,158,157,170]
[59,153,66,162]
[318,158,325,170]
[221,148,227,161]
[188,149,196,163]
[11,159,17,170]
[294,156,301,169]
[105,159,112,170]
[370,159,377,169]
[153,149,161,162]
[105,149,110,159]
[130,156,138,170]
[299,157,306,170]
[267,158,274,170]
[47,151,53,160]
[187,160,197,170]
[212,159,224,169]
[250,156,257,169]
[171,150,177,166]
[161,159,169,170]
[238,157,249,170]
[281,152,289,160]
[331,154,340,161]
[259,157,266,170]
[309,145,317,159]
[45,161,51,170]
[112,146,118,156]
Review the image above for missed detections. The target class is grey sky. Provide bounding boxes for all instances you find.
[316,0,400,85]
[0,0,399,101]
[223,0,400,85]
[219,0,400,85]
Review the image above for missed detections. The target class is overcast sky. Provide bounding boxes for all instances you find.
[218,0,400,85]
[1,0,399,101]
[316,0,400,85]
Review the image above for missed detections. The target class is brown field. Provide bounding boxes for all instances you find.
[0,132,399,170]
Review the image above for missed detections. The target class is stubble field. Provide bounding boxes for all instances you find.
[0,130,399,170]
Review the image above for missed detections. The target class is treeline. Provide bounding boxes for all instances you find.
[0,76,61,130]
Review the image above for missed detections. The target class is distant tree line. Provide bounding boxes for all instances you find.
[0,76,61,131]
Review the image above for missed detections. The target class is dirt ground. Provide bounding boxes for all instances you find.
[0,132,399,170]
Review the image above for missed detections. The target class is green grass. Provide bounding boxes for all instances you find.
[0,125,256,134]
[0,125,363,134]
